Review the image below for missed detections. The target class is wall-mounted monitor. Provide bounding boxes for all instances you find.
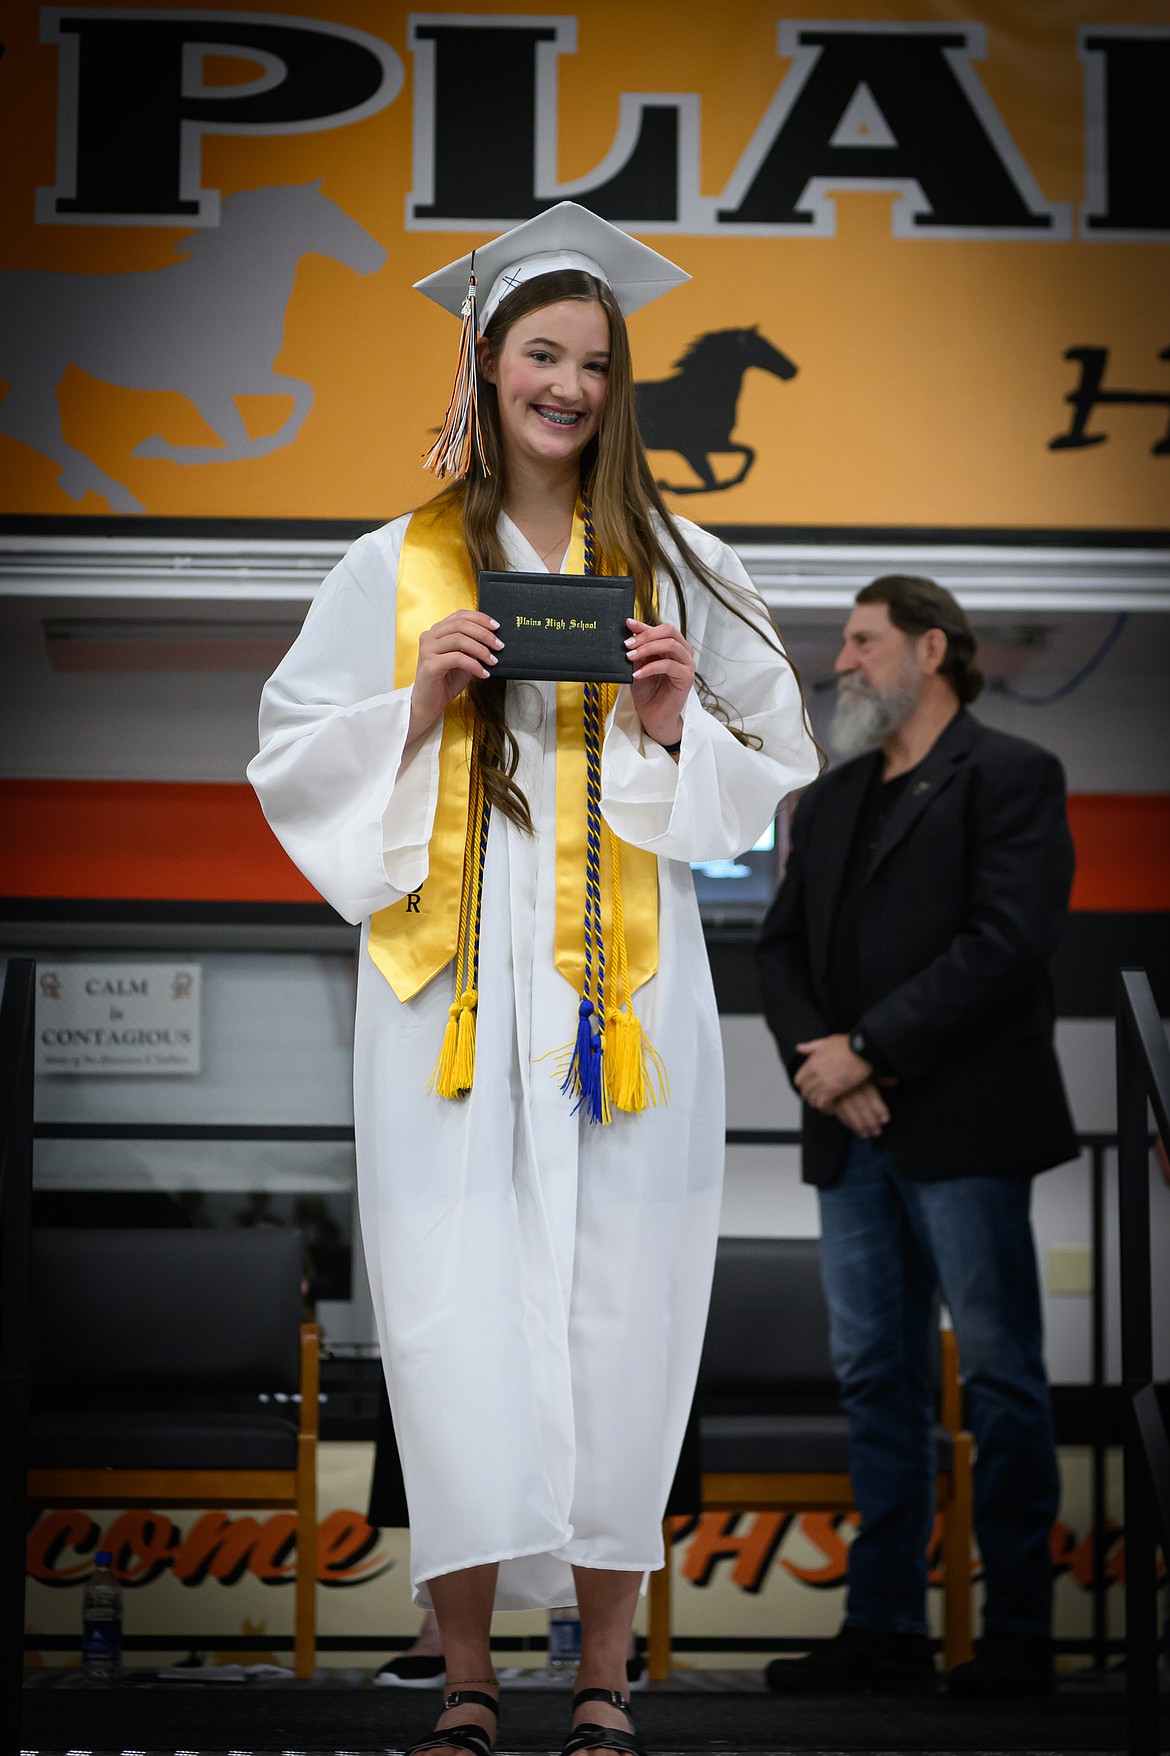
[692,811,790,927]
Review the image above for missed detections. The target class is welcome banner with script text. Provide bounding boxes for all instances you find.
[0,1,1167,534]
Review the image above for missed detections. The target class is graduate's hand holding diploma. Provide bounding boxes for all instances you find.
[625,617,695,756]
[405,610,504,758]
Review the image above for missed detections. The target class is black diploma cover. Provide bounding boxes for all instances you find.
[477,570,635,683]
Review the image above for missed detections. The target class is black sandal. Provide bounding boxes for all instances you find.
[562,1687,646,1756]
[405,1688,499,1756]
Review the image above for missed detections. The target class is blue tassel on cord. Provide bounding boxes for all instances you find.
[580,1015,606,1124]
[562,998,607,1123]
[562,997,594,1099]
[553,509,610,1127]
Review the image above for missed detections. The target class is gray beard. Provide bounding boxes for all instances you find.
[830,677,920,758]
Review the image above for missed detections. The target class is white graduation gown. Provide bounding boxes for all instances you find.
[248,510,818,1609]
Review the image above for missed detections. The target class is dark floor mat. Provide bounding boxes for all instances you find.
[19,1678,1170,1752]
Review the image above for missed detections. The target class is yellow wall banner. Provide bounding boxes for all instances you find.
[0,2,1167,534]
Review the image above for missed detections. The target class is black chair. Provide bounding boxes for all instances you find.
[26,1227,319,1677]
[647,1236,973,1677]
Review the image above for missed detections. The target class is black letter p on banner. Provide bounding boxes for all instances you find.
[37,8,403,226]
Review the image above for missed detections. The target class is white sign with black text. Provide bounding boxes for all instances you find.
[36,963,202,1076]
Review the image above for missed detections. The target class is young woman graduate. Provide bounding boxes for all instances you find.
[248,203,819,1756]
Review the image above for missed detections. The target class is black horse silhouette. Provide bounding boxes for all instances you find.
[634,326,797,495]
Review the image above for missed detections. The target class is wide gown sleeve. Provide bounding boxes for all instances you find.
[246,523,443,925]
[600,530,819,862]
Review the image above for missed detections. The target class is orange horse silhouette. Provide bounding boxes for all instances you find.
[0,182,387,514]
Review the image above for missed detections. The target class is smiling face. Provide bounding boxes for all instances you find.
[479,298,610,476]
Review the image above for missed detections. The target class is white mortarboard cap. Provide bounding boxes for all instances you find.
[414,201,689,325]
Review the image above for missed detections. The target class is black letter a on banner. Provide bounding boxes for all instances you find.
[718,25,1065,237]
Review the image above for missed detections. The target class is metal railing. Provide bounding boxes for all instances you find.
[1115,969,1170,1756]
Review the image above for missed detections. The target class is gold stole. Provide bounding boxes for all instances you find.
[367,494,659,1009]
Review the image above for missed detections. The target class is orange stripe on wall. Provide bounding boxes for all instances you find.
[0,781,1168,911]
[1067,795,1170,912]
[0,780,320,904]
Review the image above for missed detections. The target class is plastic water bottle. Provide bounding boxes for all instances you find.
[82,1550,123,1680]
[548,1604,582,1676]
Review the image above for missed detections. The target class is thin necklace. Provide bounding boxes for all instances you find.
[535,528,570,566]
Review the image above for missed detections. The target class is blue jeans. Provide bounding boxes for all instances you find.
[818,1137,1059,1637]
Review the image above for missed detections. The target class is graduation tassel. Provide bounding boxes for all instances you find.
[422,267,489,481]
[451,984,478,1090]
[563,998,604,1121]
[428,738,490,1098]
[430,996,462,1097]
[603,1004,666,1111]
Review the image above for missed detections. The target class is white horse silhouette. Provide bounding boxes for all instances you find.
[0,182,387,514]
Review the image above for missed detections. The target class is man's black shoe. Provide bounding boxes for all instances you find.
[946,1631,1054,1698]
[764,1627,937,1696]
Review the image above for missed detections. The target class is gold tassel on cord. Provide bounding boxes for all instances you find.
[452,985,478,1090]
[430,996,462,1097]
[604,1004,668,1113]
[428,741,489,1098]
[422,269,490,481]
[603,808,669,1115]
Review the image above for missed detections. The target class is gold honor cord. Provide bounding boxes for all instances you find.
[551,499,667,1118]
[605,793,669,1113]
[551,505,659,1008]
[427,738,490,1098]
[368,492,663,1113]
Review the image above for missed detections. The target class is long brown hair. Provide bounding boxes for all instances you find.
[429,268,802,830]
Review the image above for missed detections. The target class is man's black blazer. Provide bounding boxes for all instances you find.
[757,709,1078,1187]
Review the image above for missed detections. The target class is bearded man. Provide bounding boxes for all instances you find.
[757,576,1076,1698]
